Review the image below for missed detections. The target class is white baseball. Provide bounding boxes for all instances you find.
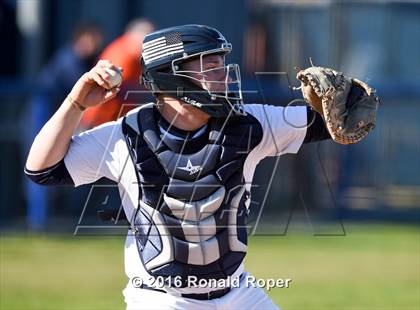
[105,67,123,88]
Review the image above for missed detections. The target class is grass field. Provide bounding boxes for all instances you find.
[1,224,419,310]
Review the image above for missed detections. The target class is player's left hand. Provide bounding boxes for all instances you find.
[296,66,380,145]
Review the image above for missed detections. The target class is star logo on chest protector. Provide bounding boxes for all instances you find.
[177,159,202,175]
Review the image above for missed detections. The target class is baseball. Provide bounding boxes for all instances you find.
[105,67,123,89]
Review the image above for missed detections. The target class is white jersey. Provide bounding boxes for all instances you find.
[64,104,307,296]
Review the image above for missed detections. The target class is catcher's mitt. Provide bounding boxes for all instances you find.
[296,66,380,144]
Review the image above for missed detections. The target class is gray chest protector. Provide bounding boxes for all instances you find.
[122,103,263,286]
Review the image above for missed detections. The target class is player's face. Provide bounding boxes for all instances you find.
[182,54,230,93]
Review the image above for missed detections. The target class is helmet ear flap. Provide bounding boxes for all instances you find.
[141,71,161,96]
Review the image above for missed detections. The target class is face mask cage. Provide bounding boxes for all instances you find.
[171,43,246,116]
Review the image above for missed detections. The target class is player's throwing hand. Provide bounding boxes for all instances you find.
[68,59,123,109]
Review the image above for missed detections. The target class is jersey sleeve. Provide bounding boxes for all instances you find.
[244,104,307,157]
[64,120,124,187]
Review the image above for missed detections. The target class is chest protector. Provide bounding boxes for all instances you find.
[122,103,263,286]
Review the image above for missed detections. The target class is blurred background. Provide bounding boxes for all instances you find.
[0,0,419,309]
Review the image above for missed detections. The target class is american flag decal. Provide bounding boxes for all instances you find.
[142,32,184,64]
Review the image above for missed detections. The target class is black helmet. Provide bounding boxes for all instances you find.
[140,24,245,118]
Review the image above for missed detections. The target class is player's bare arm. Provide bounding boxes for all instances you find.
[25,60,122,171]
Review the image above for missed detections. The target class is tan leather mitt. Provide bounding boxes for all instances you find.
[296,66,380,144]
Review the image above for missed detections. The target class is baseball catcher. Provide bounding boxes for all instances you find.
[25,25,379,309]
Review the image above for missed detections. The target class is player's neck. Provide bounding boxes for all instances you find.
[157,97,210,131]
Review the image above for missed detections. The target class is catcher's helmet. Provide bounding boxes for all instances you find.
[140,24,245,118]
